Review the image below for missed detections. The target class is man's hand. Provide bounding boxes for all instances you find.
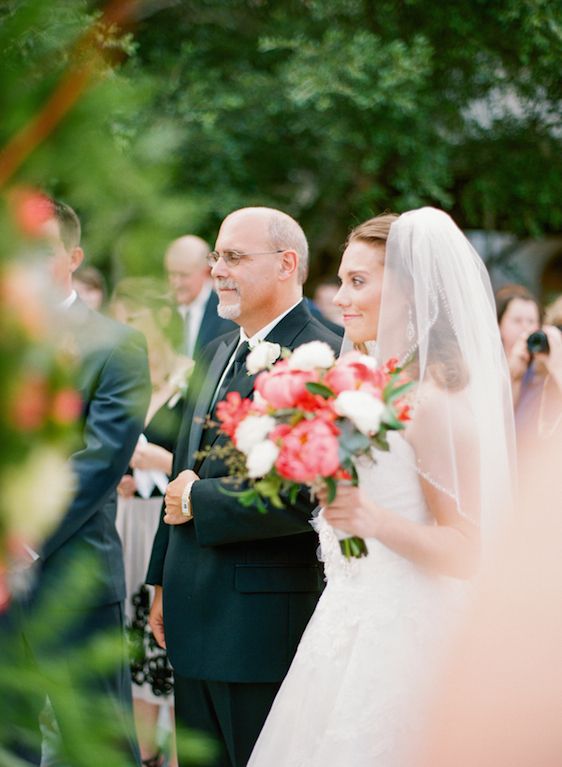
[130,441,173,474]
[117,474,137,498]
[163,469,199,525]
[149,585,166,649]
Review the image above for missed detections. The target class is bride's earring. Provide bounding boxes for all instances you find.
[406,304,415,342]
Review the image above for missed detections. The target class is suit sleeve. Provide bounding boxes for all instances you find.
[191,478,315,547]
[145,345,216,585]
[40,329,151,561]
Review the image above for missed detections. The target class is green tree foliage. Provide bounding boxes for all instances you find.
[132,0,562,278]
[1,0,561,277]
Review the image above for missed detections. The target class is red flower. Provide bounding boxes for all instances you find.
[215,392,252,439]
[51,388,83,424]
[8,187,53,237]
[10,375,49,431]
[384,357,399,374]
[396,401,412,422]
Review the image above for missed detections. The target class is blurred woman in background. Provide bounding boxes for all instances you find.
[111,277,193,767]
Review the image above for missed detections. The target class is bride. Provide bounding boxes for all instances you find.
[247,208,515,767]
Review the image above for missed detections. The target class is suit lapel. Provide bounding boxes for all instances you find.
[187,335,238,463]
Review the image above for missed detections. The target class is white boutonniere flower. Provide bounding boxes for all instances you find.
[288,341,335,371]
[246,341,282,375]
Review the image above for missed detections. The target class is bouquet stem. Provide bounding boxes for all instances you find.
[340,535,368,560]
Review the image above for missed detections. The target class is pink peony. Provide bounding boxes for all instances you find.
[255,360,317,410]
[324,351,389,395]
[275,418,340,483]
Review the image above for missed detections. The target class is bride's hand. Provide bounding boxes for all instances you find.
[320,484,380,539]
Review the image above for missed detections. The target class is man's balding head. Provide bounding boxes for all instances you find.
[164,235,210,306]
[222,207,309,284]
[212,206,306,336]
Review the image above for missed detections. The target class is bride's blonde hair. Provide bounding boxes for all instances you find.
[346,213,399,354]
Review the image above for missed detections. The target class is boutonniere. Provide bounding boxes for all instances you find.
[167,358,195,408]
[245,341,282,375]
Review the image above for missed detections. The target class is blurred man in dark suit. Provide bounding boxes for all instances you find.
[4,199,150,766]
[164,235,235,359]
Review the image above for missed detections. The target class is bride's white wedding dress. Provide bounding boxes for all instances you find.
[248,433,469,767]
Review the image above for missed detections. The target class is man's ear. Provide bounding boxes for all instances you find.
[278,249,298,280]
[70,246,85,274]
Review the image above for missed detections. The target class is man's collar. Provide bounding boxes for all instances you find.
[239,299,303,348]
[60,289,78,310]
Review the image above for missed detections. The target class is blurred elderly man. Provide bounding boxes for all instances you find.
[164,235,235,359]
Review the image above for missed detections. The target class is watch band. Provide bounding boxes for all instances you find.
[181,479,196,518]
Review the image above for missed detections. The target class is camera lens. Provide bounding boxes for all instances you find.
[526,330,550,355]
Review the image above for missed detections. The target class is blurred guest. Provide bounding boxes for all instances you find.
[498,289,562,457]
[312,277,344,327]
[111,278,192,767]
[495,283,541,404]
[73,264,106,311]
[164,235,235,358]
[418,416,562,767]
[5,199,150,766]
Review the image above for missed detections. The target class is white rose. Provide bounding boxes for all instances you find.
[288,341,335,371]
[246,341,281,375]
[235,415,276,456]
[334,390,385,435]
[246,440,280,479]
[3,448,76,544]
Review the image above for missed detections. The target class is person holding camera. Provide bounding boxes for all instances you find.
[496,285,562,452]
[496,284,541,406]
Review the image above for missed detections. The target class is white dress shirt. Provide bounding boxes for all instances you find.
[178,281,213,358]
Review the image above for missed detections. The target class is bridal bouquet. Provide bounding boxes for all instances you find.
[211,340,412,559]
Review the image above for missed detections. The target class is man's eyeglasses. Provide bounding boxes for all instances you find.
[206,249,284,268]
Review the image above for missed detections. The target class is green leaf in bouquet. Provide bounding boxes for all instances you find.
[382,407,406,431]
[339,427,371,454]
[383,380,414,403]
[255,476,285,509]
[325,475,337,504]
[372,430,390,452]
[288,483,300,504]
[305,382,334,399]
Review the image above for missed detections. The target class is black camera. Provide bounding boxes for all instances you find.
[527,325,562,355]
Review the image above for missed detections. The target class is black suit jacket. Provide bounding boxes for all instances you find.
[36,299,151,609]
[146,302,341,683]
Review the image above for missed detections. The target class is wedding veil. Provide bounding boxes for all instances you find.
[372,207,515,548]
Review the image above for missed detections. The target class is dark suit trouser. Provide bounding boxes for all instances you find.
[1,600,140,766]
[174,674,281,767]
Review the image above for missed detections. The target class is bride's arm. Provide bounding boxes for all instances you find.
[321,484,479,579]
[320,392,481,580]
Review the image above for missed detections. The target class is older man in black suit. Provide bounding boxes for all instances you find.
[5,200,150,765]
[147,207,342,767]
[165,235,236,359]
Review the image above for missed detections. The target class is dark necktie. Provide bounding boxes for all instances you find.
[212,341,250,415]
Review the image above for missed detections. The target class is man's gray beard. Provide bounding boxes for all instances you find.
[217,302,241,321]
